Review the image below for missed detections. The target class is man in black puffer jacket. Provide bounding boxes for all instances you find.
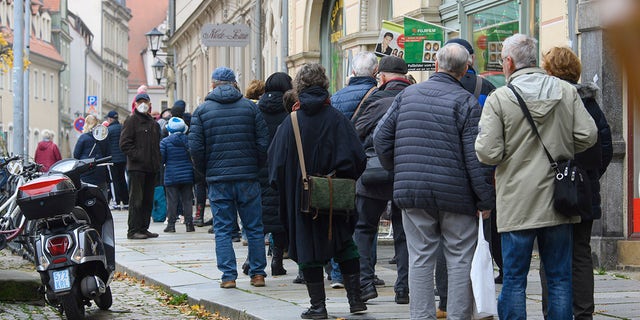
[352,56,412,305]
[374,43,495,319]
[189,67,269,289]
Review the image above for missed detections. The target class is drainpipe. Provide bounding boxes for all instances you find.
[12,0,24,157]
[254,0,262,80]
[23,0,31,161]
[281,0,288,72]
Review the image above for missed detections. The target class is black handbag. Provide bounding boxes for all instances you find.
[508,84,592,218]
[360,147,393,185]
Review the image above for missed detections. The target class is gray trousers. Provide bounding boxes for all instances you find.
[403,208,477,320]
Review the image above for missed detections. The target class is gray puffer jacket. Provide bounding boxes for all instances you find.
[374,72,495,215]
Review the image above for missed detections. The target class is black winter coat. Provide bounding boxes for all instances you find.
[119,111,161,173]
[268,86,366,264]
[374,72,495,214]
[573,82,613,220]
[353,78,412,200]
[258,91,289,234]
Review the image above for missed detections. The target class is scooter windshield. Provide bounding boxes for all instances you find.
[49,159,80,174]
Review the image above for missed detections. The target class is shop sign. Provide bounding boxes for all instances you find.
[375,21,405,58]
[473,21,519,73]
[201,24,250,47]
[403,17,445,71]
[330,0,343,43]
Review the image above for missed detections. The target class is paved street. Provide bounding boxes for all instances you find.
[0,249,201,319]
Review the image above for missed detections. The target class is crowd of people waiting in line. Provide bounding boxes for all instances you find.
[34,33,611,320]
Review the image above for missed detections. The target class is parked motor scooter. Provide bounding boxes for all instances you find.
[17,125,115,320]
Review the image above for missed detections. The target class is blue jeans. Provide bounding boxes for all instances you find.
[208,180,267,281]
[499,223,573,320]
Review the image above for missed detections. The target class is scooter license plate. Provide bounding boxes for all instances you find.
[53,269,71,291]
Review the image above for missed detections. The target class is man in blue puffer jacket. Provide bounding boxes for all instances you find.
[331,51,378,120]
[189,67,269,289]
[374,43,495,320]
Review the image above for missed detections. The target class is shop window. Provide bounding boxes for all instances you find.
[321,0,344,93]
[470,1,521,88]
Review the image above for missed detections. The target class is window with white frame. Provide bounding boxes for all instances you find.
[34,70,38,99]
[50,74,54,103]
[42,72,46,101]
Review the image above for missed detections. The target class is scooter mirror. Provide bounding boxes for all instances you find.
[92,124,109,141]
[7,160,22,175]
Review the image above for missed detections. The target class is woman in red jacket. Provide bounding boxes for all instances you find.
[34,129,62,172]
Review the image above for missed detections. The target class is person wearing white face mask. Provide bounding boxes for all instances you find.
[120,93,162,240]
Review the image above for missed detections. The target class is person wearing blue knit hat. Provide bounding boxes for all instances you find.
[161,117,194,233]
[189,66,269,289]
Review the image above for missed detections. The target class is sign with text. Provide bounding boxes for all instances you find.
[403,17,445,71]
[201,24,250,47]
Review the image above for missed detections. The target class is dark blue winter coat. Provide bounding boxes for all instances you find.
[160,132,194,186]
[330,76,377,119]
[189,84,269,183]
[106,120,126,163]
[374,72,495,215]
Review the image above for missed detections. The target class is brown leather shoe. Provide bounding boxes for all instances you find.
[250,275,265,287]
[436,308,447,319]
[220,280,236,289]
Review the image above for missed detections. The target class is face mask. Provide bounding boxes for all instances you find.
[136,103,149,114]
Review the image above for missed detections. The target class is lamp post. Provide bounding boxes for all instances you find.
[145,27,175,105]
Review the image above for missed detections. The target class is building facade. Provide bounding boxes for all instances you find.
[0,0,64,158]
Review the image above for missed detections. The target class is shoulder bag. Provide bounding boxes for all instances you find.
[507,84,592,218]
[291,112,356,239]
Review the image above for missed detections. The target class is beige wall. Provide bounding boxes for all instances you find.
[539,0,570,53]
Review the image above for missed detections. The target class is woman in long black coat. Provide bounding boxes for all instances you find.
[257,72,293,276]
[268,63,366,319]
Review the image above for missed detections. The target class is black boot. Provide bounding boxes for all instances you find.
[301,282,327,319]
[194,204,205,227]
[164,224,176,233]
[186,222,195,232]
[271,241,287,276]
[343,273,367,314]
[242,260,249,275]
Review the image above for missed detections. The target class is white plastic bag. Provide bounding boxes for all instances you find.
[471,215,498,319]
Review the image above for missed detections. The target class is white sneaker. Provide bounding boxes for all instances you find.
[330,281,344,289]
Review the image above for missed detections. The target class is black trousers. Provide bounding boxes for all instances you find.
[127,171,156,236]
[111,162,129,205]
[390,202,409,293]
[166,183,194,225]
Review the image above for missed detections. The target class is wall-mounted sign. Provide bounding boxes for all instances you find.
[403,17,445,71]
[201,24,250,47]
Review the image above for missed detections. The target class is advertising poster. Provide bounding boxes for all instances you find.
[473,20,519,73]
[403,17,445,71]
[374,21,405,58]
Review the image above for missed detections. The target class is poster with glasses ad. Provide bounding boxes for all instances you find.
[403,17,445,71]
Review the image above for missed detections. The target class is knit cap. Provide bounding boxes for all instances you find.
[166,117,187,134]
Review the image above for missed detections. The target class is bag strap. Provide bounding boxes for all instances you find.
[507,84,558,170]
[291,111,308,185]
[291,111,334,240]
[351,86,377,121]
[473,75,483,99]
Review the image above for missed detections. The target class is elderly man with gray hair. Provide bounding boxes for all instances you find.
[331,51,378,120]
[475,34,597,319]
[374,43,495,319]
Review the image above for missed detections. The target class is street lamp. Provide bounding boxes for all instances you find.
[151,59,165,85]
[145,27,164,58]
